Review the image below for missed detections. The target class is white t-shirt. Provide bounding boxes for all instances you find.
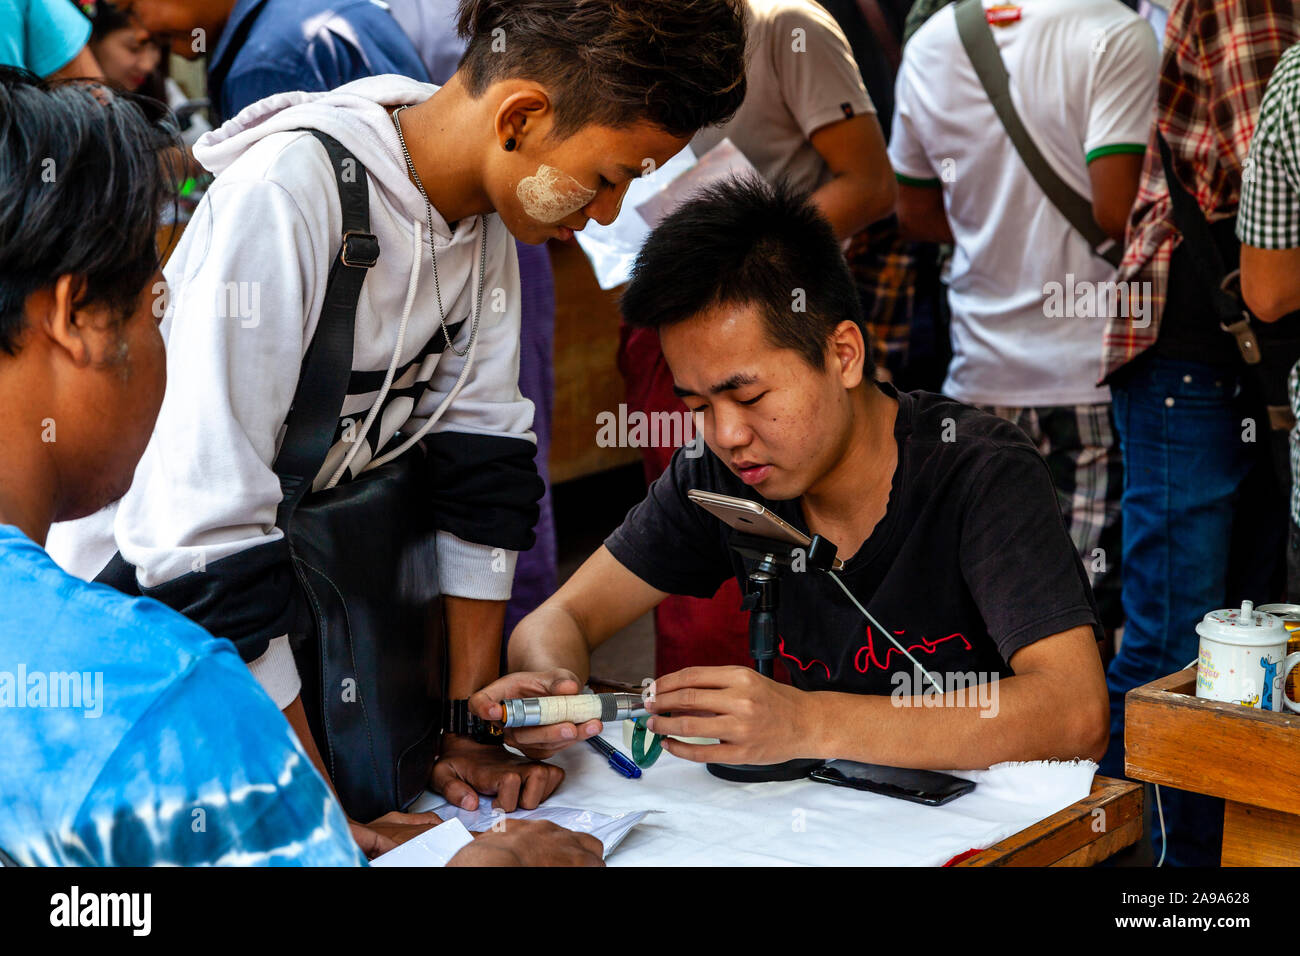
[889,0,1158,407]
[692,0,875,197]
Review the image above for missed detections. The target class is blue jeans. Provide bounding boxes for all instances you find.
[1100,356,1275,865]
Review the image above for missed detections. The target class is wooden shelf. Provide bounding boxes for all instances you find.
[1125,667,1300,814]
[1124,666,1300,866]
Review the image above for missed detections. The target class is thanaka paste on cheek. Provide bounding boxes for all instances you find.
[516,164,597,224]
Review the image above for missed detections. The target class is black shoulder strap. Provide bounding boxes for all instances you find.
[92,133,376,594]
[953,0,1122,267]
[1154,128,1241,325]
[271,130,379,528]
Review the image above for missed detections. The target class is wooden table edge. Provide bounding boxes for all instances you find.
[950,775,1143,866]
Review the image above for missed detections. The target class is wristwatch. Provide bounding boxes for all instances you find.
[447,699,505,747]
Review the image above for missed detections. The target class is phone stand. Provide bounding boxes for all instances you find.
[706,532,838,783]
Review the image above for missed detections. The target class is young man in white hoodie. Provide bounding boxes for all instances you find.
[47,0,749,830]
[0,66,600,868]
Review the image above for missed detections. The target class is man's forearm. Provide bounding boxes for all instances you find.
[896,209,954,244]
[811,174,895,241]
[895,182,954,244]
[807,673,1107,769]
[1240,244,1300,321]
[284,694,340,797]
[507,604,594,684]
[445,595,508,698]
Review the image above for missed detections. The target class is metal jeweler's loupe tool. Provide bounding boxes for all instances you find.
[499,692,648,728]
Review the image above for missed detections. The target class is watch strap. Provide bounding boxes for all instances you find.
[448,699,504,745]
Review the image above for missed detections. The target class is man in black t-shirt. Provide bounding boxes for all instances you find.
[473,177,1109,772]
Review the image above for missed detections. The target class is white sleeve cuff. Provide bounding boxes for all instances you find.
[368,818,476,867]
[246,635,302,709]
[436,531,517,601]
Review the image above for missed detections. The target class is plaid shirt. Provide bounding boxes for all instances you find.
[1239,43,1300,249]
[846,219,917,371]
[1100,0,1300,383]
[1237,42,1300,526]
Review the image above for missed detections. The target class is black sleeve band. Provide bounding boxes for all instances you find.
[425,431,544,552]
[94,538,303,664]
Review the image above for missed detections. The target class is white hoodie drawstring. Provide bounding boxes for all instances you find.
[364,219,483,472]
[324,218,421,489]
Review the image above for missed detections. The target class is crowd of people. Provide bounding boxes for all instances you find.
[1,0,1296,868]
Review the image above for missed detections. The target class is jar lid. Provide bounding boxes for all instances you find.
[1196,600,1288,646]
[1258,603,1300,624]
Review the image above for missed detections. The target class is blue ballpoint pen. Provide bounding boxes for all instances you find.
[587,734,641,778]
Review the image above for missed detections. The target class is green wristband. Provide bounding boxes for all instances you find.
[629,715,664,768]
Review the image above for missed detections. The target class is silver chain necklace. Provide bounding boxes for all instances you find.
[391,104,485,358]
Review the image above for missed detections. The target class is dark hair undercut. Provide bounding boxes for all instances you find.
[621,175,871,375]
[0,66,179,356]
[455,0,748,140]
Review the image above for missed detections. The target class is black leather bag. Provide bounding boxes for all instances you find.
[283,448,446,822]
[273,131,446,822]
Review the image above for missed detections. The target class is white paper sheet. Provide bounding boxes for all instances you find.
[633,139,760,229]
[369,817,475,868]
[572,139,759,290]
[406,793,649,860]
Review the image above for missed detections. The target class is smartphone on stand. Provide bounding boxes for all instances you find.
[686,489,845,570]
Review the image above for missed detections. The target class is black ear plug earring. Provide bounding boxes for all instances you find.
[504,137,517,152]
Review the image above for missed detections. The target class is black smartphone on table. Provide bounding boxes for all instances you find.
[808,760,976,806]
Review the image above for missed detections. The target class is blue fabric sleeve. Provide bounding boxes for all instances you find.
[70,645,366,866]
[218,66,306,121]
[21,0,91,76]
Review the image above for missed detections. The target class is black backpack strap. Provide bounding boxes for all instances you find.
[954,0,1122,267]
[272,130,379,528]
[1155,128,1267,369]
[1154,128,1247,331]
[94,130,377,594]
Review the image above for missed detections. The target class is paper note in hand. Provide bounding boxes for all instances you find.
[370,818,475,868]
[572,139,759,290]
[634,138,760,230]
[392,796,648,862]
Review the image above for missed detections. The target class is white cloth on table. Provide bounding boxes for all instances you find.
[418,725,1097,866]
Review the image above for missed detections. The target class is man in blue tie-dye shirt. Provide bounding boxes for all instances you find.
[0,67,601,868]
[0,67,366,866]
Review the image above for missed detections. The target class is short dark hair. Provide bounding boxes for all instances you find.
[621,176,870,374]
[84,0,134,39]
[455,0,748,140]
[0,67,178,355]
